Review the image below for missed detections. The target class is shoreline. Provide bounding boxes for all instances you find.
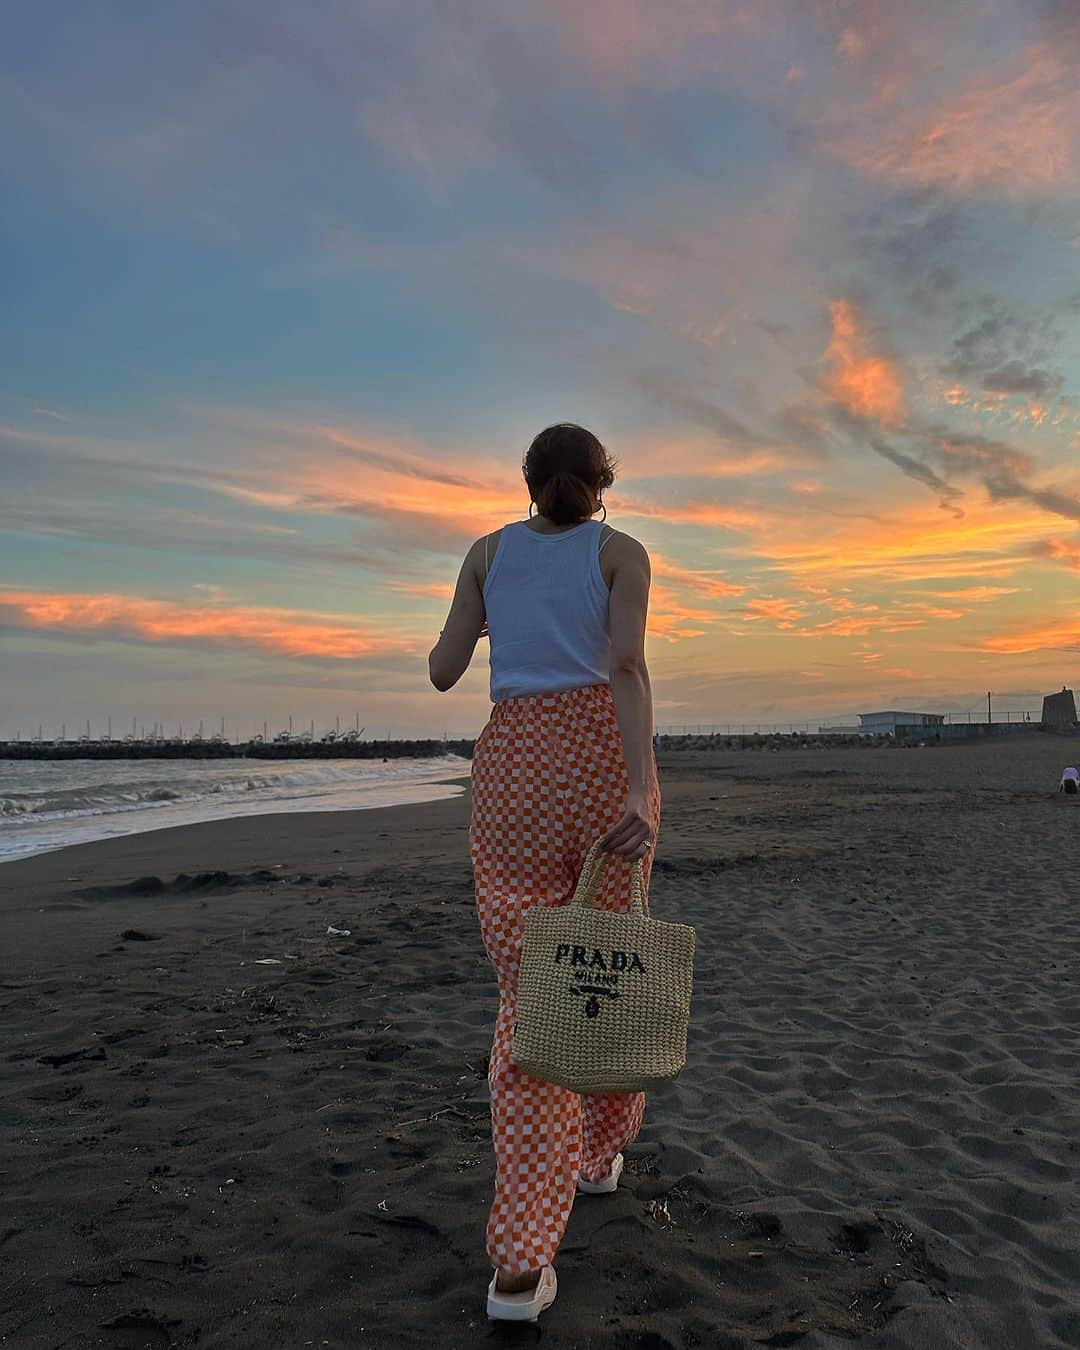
[0,762,471,867]
[0,738,477,761]
[0,774,474,883]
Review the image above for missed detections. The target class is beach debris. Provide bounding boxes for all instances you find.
[120,929,160,942]
[645,1198,674,1227]
[253,958,282,965]
[327,925,351,937]
[377,1199,388,1211]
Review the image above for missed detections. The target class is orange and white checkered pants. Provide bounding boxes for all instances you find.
[469,681,661,1274]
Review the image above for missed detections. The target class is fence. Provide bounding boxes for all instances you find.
[656,709,1045,737]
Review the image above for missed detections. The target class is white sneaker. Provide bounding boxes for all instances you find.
[486,1265,558,1322]
[578,1152,624,1194]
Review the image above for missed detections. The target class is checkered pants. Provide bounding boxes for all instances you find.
[469,681,661,1273]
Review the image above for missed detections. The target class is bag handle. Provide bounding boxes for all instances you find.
[570,837,648,917]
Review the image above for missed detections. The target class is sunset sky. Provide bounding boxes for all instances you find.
[2,1,1078,738]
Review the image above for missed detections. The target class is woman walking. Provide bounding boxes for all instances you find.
[428,423,661,1322]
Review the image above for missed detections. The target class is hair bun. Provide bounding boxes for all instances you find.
[524,425,615,526]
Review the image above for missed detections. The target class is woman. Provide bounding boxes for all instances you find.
[428,422,661,1322]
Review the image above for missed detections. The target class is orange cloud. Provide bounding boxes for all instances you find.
[617,494,775,532]
[801,614,926,638]
[389,580,455,600]
[825,299,906,427]
[915,585,1021,602]
[0,589,414,661]
[647,583,723,642]
[975,619,1080,656]
[741,596,803,627]
[761,502,1050,585]
[650,553,745,599]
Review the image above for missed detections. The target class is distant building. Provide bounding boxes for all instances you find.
[1041,687,1078,729]
[858,710,946,736]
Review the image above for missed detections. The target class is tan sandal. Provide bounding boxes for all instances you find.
[578,1151,624,1194]
[486,1264,557,1322]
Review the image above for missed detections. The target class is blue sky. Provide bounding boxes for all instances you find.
[2,1,1079,737]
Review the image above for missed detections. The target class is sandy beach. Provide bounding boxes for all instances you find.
[2,735,1079,1349]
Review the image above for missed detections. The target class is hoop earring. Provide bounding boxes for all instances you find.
[528,500,536,518]
[598,502,607,522]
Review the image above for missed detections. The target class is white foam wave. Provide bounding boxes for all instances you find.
[0,755,469,862]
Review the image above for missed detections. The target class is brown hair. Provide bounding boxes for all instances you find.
[522,423,616,526]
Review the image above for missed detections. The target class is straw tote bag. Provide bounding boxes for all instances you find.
[510,838,696,1093]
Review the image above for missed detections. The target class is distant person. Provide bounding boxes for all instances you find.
[1061,766,1079,795]
[428,423,660,1323]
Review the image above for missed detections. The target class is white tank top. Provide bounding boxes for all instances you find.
[483,519,611,702]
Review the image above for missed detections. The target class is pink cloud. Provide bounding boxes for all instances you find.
[824,42,1080,198]
[546,1,769,92]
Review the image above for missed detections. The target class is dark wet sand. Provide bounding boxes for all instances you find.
[2,736,1079,1349]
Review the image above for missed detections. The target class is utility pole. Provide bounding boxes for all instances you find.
[987,691,992,724]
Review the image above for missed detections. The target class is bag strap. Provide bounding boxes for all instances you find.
[571,838,648,917]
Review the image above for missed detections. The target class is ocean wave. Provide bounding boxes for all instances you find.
[0,754,468,860]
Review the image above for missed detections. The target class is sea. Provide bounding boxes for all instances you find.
[0,756,469,863]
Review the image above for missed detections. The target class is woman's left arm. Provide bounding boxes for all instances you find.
[428,538,487,691]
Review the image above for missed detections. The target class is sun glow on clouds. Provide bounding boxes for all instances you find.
[5,2,1080,725]
[975,619,1080,657]
[0,590,413,662]
[1031,539,1080,573]
[825,300,906,427]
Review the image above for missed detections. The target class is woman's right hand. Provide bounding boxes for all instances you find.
[600,788,656,861]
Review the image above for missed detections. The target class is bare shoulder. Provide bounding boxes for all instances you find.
[599,525,649,587]
[475,526,505,585]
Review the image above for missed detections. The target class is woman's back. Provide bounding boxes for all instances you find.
[484,519,611,702]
